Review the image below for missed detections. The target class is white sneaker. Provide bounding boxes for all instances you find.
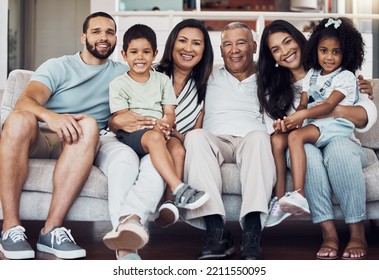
[279,190,310,216]
[265,197,291,227]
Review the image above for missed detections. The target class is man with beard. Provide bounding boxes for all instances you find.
[0,12,128,259]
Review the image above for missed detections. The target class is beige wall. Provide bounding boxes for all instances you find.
[32,0,90,69]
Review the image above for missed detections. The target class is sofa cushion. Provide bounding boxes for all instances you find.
[221,159,379,203]
[23,159,108,200]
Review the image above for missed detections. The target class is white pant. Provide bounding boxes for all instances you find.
[94,133,164,229]
[183,129,276,230]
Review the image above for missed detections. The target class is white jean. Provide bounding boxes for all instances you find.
[94,133,164,229]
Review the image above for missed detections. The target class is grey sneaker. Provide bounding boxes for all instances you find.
[0,226,35,259]
[279,190,310,216]
[265,197,291,227]
[36,227,86,259]
[174,184,209,210]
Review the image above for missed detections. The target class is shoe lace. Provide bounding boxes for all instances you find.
[2,225,27,242]
[284,189,301,197]
[50,227,76,247]
[270,201,281,216]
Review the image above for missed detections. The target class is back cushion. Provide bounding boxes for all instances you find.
[1,69,34,129]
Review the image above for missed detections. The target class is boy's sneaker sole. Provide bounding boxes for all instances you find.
[177,192,209,210]
[155,202,179,228]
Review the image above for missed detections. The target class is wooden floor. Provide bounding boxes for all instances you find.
[1,219,378,260]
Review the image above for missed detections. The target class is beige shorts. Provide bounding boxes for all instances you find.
[29,126,63,159]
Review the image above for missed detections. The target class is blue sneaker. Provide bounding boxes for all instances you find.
[36,227,86,259]
[116,249,141,260]
[0,226,35,259]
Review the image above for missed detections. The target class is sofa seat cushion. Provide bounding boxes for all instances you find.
[221,160,379,203]
[23,159,108,200]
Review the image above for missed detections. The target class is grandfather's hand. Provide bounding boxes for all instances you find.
[46,113,84,144]
[111,111,155,133]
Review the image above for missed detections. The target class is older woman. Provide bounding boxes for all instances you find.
[257,20,376,260]
[154,19,214,227]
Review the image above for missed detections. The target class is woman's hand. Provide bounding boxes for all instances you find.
[358,74,373,100]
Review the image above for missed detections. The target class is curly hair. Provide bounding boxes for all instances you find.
[303,17,365,73]
[257,20,307,120]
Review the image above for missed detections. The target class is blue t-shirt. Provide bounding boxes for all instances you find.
[31,52,128,130]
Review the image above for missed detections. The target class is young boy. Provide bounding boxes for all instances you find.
[109,24,209,213]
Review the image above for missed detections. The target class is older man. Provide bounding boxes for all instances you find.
[182,22,276,260]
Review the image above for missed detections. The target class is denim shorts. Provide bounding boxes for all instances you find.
[307,118,355,148]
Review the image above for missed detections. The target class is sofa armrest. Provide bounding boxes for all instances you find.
[1,69,34,129]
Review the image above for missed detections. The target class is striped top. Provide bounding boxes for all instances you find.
[174,78,203,135]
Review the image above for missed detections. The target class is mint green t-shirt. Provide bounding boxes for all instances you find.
[109,70,177,120]
[31,52,128,130]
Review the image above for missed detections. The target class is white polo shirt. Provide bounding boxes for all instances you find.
[203,66,266,137]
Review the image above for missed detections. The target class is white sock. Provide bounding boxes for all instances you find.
[172,183,185,195]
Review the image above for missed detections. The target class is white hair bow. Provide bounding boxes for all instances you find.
[324,18,342,29]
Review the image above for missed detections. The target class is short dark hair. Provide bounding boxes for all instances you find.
[122,24,157,52]
[82,12,116,33]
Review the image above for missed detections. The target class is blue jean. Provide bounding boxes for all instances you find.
[286,138,368,224]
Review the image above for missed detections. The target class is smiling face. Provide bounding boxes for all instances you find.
[220,27,257,81]
[122,38,157,82]
[267,31,302,73]
[172,27,205,72]
[317,37,342,75]
[81,16,117,60]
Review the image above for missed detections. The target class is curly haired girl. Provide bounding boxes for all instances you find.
[280,17,365,216]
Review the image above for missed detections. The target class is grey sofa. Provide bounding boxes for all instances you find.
[1,69,379,223]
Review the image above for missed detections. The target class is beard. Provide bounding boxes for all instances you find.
[86,39,116,60]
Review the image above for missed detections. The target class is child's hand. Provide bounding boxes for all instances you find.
[283,112,304,130]
[273,119,288,133]
[154,115,171,140]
